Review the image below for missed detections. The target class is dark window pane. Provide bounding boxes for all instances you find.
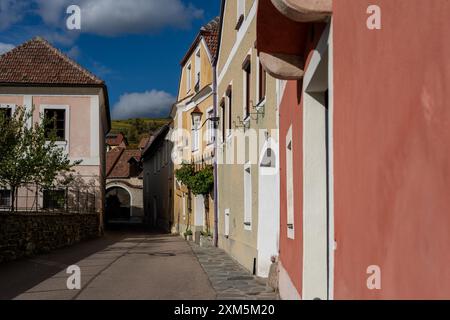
[259,62,266,102]
[0,108,12,121]
[227,88,232,131]
[44,109,65,140]
[0,190,11,207]
[43,190,66,209]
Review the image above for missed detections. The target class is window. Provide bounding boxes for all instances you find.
[0,190,11,208]
[43,190,66,210]
[236,0,245,30]
[195,49,201,92]
[243,56,251,119]
[44,109,66,141]
[186,63,192,92]
[244,163,252,230]
[207,108,215,145]
[258,60,266,103]
[286,126,294,239]
[221,99,226,142]
[226,86,233,135]
[192,115,200,152]
[0,107,12,120]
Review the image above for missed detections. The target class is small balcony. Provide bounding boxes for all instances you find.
[270,0,332,22]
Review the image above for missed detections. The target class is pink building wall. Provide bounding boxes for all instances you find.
[32,96,92,158]
[333,0,450,299]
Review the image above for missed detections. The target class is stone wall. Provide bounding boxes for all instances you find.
[0,213,100,263]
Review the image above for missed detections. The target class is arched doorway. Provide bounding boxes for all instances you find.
[105,187,131,224]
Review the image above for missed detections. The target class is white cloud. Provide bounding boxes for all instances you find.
[34,0,203,36]
[0,42,15,55]
[112,90,175,119]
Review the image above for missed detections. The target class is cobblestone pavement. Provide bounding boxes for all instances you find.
[189,242,278,300]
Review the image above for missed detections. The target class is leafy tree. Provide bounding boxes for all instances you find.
[0,106,81,211]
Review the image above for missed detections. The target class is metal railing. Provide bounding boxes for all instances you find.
[0,184,98,214]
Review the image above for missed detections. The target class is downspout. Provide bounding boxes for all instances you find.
[212,59,219,248]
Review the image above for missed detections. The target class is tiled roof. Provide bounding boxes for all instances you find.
[0,37,104,85]
[107,149,142,179]
[106,147,124,177]
[180,17,220,65]
[106,133,127,147]
[142,125,170,157]
[201,16,220,59]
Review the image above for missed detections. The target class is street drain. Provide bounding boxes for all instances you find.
[227,276,254,281]
[128,251,176,257]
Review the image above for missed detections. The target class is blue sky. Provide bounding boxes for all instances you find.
[0,0,221,119]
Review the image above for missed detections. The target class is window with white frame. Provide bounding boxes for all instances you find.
[191,116,200,152]
[195,48,201,92]
[244,162,252,230]
[42,106,69,142]
[242,56,251,119]
[286,126,295,239]
[236,0,245,29]
[257,57,267,103]
[207,108,215,145]
[226,86,233,136]
[186,63,192,92]
[220,99,226,142]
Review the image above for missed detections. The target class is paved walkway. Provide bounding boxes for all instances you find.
[189,242,278,300]
[1,231,215,300]
[0,231,278,300]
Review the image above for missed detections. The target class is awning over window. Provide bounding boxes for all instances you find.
[256,0,331,80]
[270,0,332,22]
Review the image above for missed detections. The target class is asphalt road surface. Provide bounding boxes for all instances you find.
[0,231,216,300]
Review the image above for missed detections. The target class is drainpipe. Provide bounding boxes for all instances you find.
[212,60,219,248]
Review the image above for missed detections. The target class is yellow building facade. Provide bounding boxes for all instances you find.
[171,18,220,241]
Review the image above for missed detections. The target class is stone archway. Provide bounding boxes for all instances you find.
[105,186,131,224]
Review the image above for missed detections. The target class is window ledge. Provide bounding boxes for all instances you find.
[256,98,266,111]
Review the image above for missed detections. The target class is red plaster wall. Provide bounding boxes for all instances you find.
[279,80,304,295]
[278,24,326,297]
[333,0,450,299]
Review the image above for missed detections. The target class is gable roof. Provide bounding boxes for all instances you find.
[180,17,220,66]
[106,133,128,147]
[142,124,170,158]
[107,148,142,179]
[0,37,104,85]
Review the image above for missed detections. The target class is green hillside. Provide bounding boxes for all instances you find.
[110,118,171,147]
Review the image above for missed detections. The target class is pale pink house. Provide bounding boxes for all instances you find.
[0,37,110,223]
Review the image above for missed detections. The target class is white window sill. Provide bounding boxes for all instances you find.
[256,98,266,111]
[287,226,295,240]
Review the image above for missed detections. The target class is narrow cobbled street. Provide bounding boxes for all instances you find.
[0,231,276,300]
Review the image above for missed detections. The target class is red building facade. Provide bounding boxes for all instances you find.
[258,0,450,299]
